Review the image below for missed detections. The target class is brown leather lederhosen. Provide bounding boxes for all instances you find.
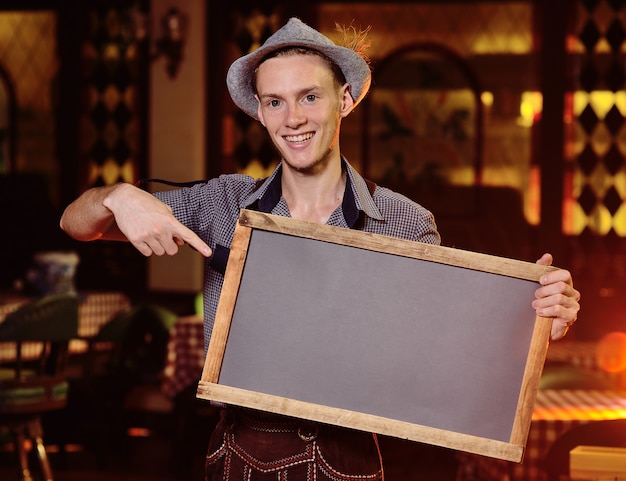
[205,407,384,481]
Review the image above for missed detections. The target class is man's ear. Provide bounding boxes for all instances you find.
[340,84,355,117]
[255,95,265,126]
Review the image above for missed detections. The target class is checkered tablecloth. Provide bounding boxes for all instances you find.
[0,291,131,360]
[161,315,205,398]
[456,389,626,481]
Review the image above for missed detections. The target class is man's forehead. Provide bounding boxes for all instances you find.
[258,51,330,71]
[257,57,335,90]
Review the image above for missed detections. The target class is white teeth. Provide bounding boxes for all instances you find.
[285,133,313,142]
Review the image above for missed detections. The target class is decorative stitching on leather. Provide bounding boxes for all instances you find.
[227,432,314,471]
[208,431,382,480]
[315,444,381,480]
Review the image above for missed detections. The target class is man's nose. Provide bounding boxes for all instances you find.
[286,102,305,127]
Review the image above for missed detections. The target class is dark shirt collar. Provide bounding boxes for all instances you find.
[342,172,361,228]
[242,158,383,226]
[257,168,282,214]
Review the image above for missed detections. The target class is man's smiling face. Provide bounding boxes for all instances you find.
[255,52,353,174]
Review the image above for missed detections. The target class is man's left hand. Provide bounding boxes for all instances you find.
[534,253,581,340]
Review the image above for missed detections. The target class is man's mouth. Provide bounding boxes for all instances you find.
[284,132,314,143]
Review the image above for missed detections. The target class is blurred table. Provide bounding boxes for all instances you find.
[456,389,626,481]
[0,290,131,361]
[161,314,205,398]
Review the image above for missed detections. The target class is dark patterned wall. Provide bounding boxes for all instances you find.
[564,0,626,339]
[80,3,145,190]
[75,1,148,296]
[569,0,626,236]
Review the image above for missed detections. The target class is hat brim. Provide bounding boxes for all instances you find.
[227,18,371,120]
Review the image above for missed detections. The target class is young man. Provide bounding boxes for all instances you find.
[61,18,580,481]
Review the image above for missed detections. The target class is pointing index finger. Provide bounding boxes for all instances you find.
[179,227,212,257]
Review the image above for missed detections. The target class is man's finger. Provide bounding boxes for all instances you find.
[133,241,155,257]
[179,229,212,257]
[535,253,553,267]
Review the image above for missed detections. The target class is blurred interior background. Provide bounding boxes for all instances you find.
[1,0,626,480]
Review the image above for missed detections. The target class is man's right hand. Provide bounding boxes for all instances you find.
[60,183,212,258]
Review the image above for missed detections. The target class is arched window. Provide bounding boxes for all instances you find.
[362,42,483,214]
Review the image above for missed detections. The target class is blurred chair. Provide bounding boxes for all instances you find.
[541,419,626,481]
[73,302,177,467]
[0,294,79,481]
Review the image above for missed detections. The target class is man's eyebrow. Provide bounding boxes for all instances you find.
[258,85,323,100]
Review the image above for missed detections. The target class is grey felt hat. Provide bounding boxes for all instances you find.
[227,17,371,120]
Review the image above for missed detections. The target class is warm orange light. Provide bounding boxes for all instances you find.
[596,331,626,373]
[127,427,151,437]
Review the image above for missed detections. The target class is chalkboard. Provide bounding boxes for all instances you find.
[197,210,554,462]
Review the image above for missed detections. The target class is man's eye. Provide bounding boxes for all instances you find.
[305,94,316,102]
[269,99,281,107]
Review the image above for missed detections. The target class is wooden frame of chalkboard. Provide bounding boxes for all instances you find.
[197,209,554,462]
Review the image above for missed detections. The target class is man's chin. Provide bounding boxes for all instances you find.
[282,157,319,173]
[282,150,335,174]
